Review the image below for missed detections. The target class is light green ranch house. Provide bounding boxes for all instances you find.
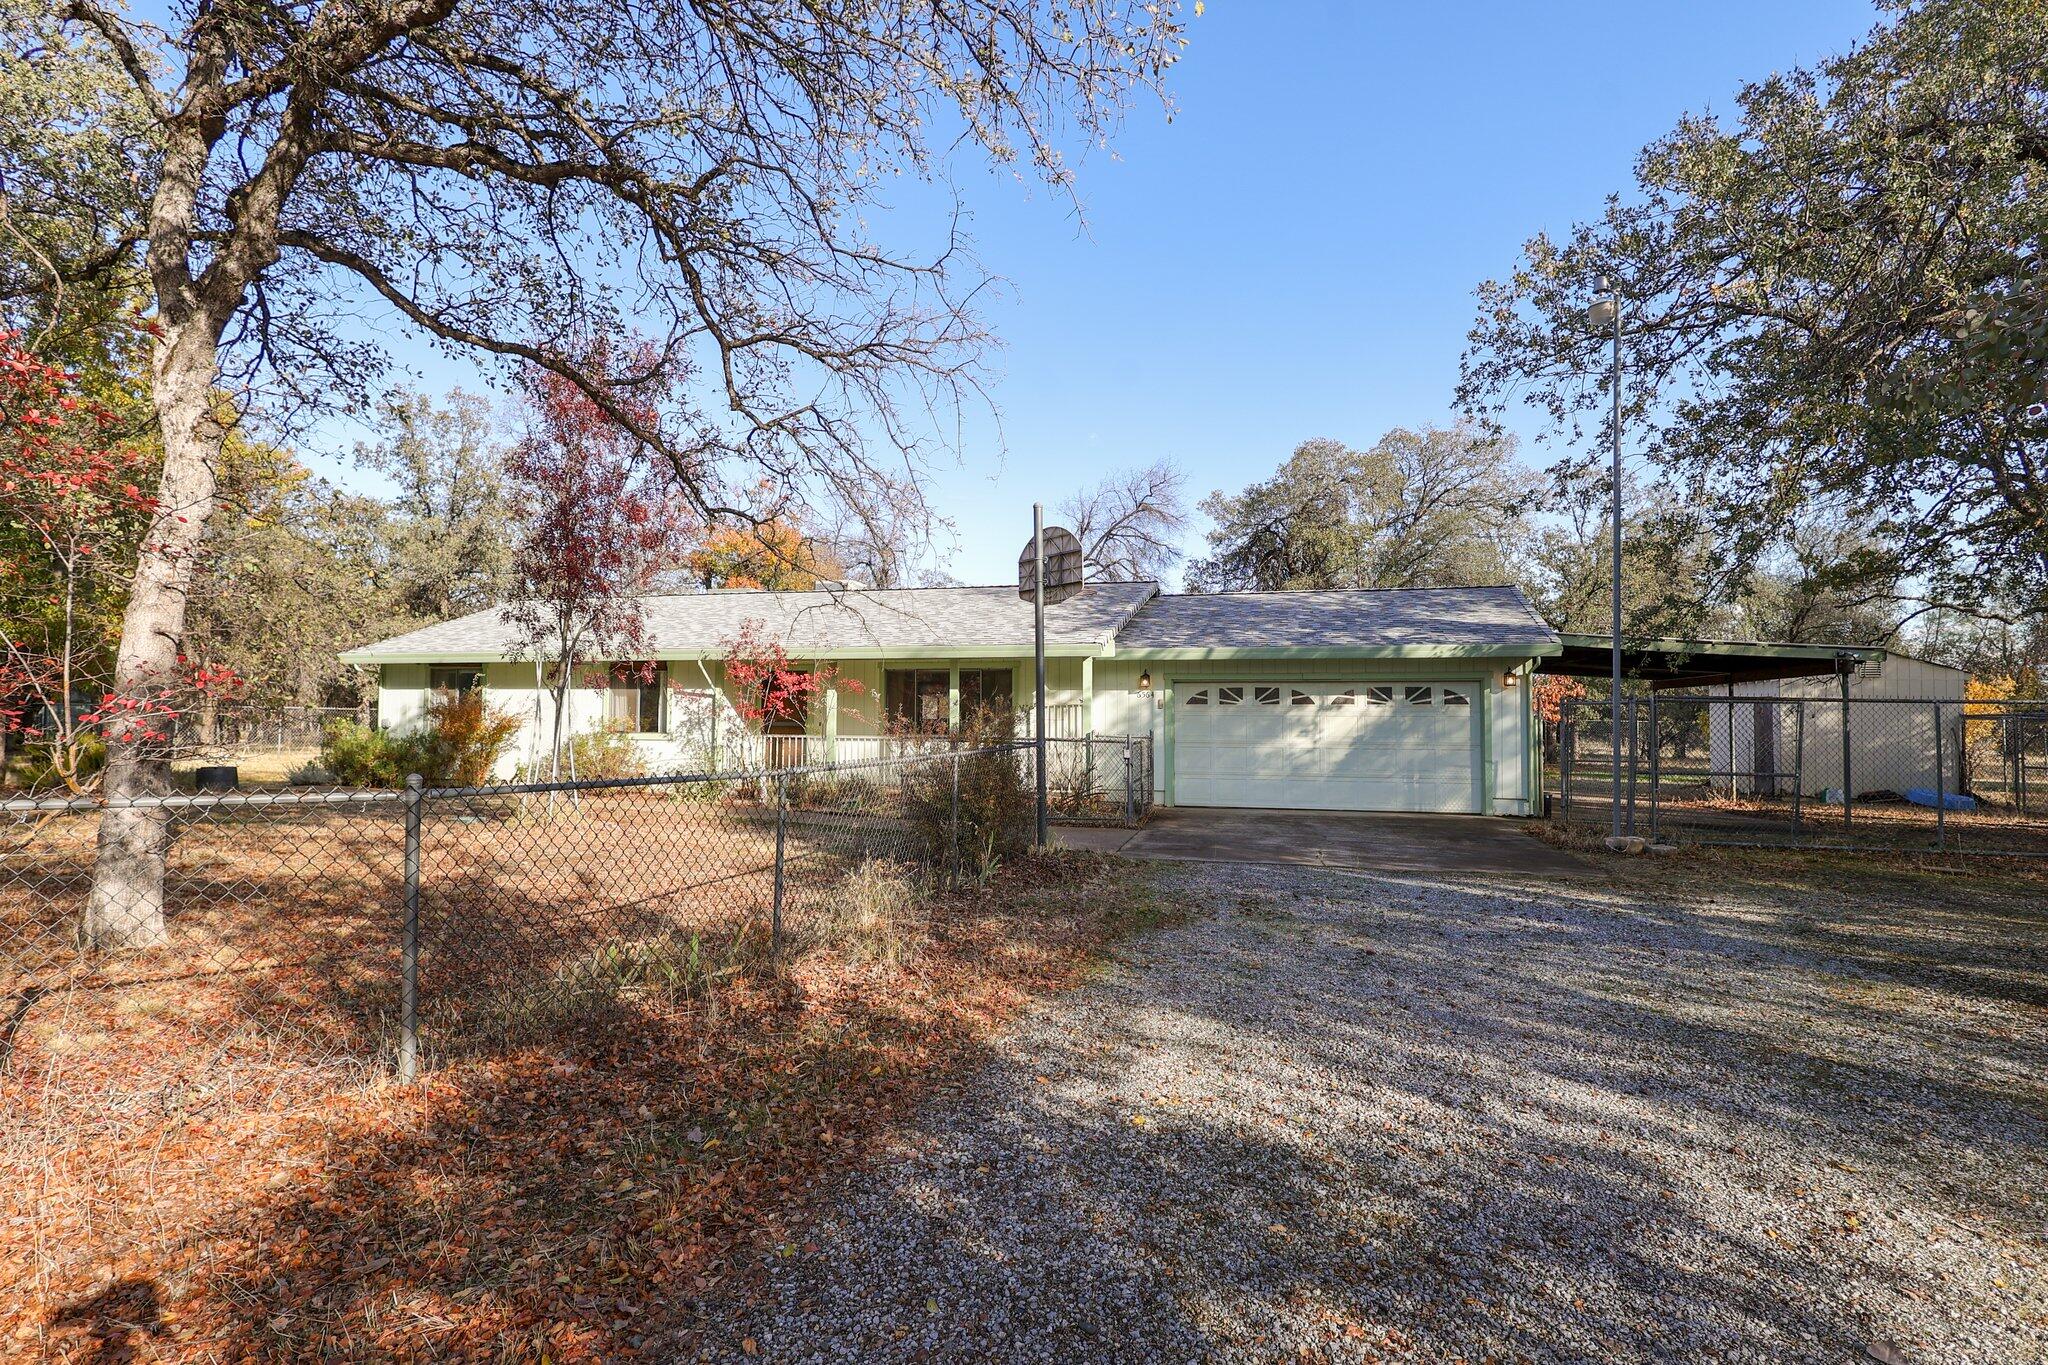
[337,582,1561,814]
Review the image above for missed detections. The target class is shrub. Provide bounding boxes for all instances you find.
[564,721,646,781]
[320,691,522,787]
[895,704,1033,884]
[417,690,523,786]
[319,718,412,787]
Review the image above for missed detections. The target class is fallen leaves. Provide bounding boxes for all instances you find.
[13,854,1147,1361]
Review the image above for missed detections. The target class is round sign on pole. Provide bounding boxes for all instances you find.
[1018,525,1085,604]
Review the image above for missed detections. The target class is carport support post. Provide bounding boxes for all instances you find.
[398,773,422,1084]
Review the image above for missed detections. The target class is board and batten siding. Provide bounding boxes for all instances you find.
[1090,656,1538,816]
[1711,654,1967,797]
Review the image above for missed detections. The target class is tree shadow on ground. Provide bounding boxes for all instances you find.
[28,855,1118,1362]
[712,858,2044,1362]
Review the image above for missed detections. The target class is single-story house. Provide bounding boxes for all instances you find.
[337,582,1558,814]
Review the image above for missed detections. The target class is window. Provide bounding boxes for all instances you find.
[1328,689,1356,706]
[605,665,665,732]
[1364,686,1393,705]
[885,669,951,732]
[1253,686,1281,705]
[958,668,1013,718]
[1404,686,1433,705]
[1290,689,1314,705]
[429,664,486,697]
[1442,687,1471,707]
[1217,686,1244,706]
[1184,688,1209,706]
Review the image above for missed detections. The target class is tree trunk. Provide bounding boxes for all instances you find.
[83,324,224,952]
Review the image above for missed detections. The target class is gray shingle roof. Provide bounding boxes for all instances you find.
[340,582,1561,663]
[1113,586,1557,652]
[339,582,1162,661]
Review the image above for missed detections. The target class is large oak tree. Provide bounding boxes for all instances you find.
[1459,0,2048,632]
[13,0,1185,946]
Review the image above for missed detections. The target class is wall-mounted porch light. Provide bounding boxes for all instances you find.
[1502,670,1520,688]
[1137,669,1153,691]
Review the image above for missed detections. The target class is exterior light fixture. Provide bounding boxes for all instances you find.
[1137,669,1153,691]
[1502,670,1520,688]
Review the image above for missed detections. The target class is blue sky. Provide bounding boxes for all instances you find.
[324,1,1885,586]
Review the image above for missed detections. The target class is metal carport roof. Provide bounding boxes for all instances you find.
[1547,633,1882,690]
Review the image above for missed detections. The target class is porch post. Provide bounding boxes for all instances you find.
[948,663,961,730]
[1080,655,1094,736]
[824,679,838,763]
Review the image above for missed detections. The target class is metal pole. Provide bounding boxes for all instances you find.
[1123,734,1136,826]
[949,751,961,883]
[1790,702,1805,838]
[1647,690,1660,843]
[1033,503,1048,849]
[1607,274,1624,842]
[1560,715,1573,823]
[398,772,423,1084]
[1625,694,1638,836]
[771,774,787,963]
[1933,700,1947,851]
[1839,669,1854,833]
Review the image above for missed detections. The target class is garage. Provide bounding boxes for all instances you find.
[1173,681,1482,813]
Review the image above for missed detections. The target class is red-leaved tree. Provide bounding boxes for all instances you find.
[719,618,862,733]
[2,335,246,944]
[505,340,694,781]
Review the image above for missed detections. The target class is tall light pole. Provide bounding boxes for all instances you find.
[1587,275,1624,840]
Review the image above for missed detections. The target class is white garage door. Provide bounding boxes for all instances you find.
[1174,682,1482,813]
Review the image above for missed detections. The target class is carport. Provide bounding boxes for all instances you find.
[1543,633,1879,689]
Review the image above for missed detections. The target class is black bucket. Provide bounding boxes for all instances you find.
[194,765,239,792]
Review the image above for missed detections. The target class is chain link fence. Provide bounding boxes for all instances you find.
[2,741,1071,1307]
[1553,694,2048,855]
[1035,734,1154,826]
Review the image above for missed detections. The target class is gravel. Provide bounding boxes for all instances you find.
[713,859,2047,1363]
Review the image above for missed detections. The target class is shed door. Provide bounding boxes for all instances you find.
[1174,683,1482,813]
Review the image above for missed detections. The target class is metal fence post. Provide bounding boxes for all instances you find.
[1122,734,1135,826]
[1625,696,1639,836]
[1933,700,1947,851]
[949,750,961,884]
[771,773,788,963]
[1560,716,1573,823]
[398,772,423,1084]
[1839,673,1854,833]
[1647,691,1661,843]
[1790,702,1806,839]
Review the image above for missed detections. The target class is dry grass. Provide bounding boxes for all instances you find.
[2,784,1158,1360]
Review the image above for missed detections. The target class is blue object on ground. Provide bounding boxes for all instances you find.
[1903,787,1975,812]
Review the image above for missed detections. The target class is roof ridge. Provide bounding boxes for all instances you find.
[1153,583,1525,598]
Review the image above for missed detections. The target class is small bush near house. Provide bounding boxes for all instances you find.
[565,721,647,781]
[319,717,413,787]
[895,705,1033,883]
[320,692,522,787]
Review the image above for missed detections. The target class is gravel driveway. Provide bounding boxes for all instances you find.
[718,858,2046,1363]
